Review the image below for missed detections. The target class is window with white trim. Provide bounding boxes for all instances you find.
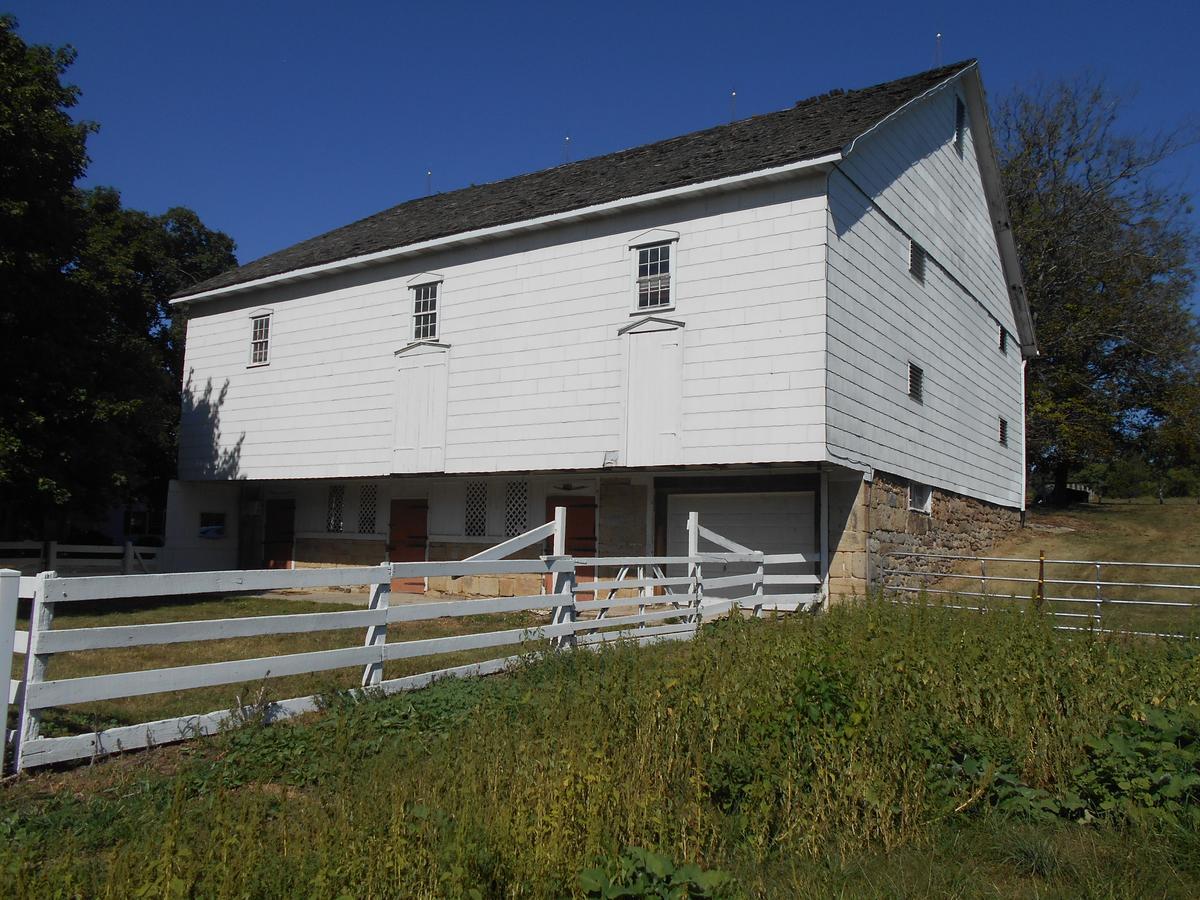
[636,242,672,310]
[908,481,932,515]
[249,313,271,365]
[412,282,438,340]
[326,484,345,533]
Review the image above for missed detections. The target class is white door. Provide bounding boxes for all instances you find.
[666,492,817,603]
[625,328,682,466]
[394,355,447,472]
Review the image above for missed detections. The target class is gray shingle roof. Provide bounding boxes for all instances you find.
[177,60,973,300]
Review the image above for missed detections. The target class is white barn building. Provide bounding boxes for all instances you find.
[164,59,1035,601]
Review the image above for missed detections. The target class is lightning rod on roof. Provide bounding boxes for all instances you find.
[730,89,737,122]
[935,32,943,66]
[563,135,571,164]
[426,170,432,195]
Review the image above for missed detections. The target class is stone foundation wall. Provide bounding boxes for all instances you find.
[294,537,387,568]
[597,481,647,557]
[426,540,545,598]
[867,471,1020,588]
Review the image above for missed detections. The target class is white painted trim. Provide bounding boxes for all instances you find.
[628,228,679,248]
[170,152,843,306]
[618,315,685,336]
[393,340,451,357]
[406,271,444,286]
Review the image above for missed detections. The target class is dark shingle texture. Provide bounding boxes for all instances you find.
[179,61,972,299]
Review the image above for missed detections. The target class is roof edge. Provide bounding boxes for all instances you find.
[171,152,843,306]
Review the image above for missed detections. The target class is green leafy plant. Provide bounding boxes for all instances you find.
[580,848,733,899]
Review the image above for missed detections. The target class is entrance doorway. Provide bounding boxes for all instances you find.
[546,495,596,597]
[388,499,429,593]
[262,499,295,569]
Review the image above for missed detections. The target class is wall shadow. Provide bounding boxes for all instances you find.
[179,370,244,480]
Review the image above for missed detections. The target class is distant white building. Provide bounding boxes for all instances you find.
[165,59,1035,601]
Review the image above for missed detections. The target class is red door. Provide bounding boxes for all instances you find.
[388,499,428,593]
[262,500,295,569]
[546,496,596,598]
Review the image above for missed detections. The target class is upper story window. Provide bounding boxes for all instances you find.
[954,98,967,157]
[249,312,271,366]
[908,240,926,284]
[636,242,672,310]
[908,363,924,403]
[412,282,439,341]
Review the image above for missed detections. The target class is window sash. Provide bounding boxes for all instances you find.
[412,283,438,340]
[636,243,672,308]
[250,315,271,365]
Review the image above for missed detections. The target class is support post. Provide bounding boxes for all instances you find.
[44,541,57,572]
[819,469,829,605]
[753,551,765,619]
[0,569,19,774]
[1035,550,1045,609]
[1094,562,1103,629]
[15,571,54,773]
[361,576,391,688]
[122,541,134,575]
[549,507,576,649]
[687,512,702,622]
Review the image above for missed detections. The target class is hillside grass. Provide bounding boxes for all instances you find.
[920,499,1200,636]
[2,600,1198,898]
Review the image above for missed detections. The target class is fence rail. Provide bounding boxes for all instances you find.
[0,507,823,773]
[882,551,1200,640]
[0,540,160,576]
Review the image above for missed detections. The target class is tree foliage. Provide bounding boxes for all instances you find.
[0,16,236,537]
[995,78,1200,497]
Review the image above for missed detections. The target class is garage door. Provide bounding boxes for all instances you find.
[666,492,817,604]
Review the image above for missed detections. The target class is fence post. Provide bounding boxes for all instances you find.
[361,572,391,688]
[0,569,19,774]
[753,551,765,619]
[122,541,134,575]
[980,558,988,601]
[549,506,576,649]
[1035,550,1045,609]
[44,541,57,572]
[1094,562,1103,629]
[687,512,702,623]
[15,571,54,773]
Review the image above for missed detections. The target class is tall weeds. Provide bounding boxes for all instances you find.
[2,600,1197,897]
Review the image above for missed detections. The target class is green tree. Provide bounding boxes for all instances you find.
[995,78,1200,500]
[0,17,236,537]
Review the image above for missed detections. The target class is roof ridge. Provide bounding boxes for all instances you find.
[176,59,977,301]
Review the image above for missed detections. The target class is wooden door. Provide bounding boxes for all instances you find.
[262,500,295,569]
[388,499,428,593]
[546,496,596,597]
[625,327,683,466]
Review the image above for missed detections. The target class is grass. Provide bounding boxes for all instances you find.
[918,498,1200,636]
[1,600,1198,898]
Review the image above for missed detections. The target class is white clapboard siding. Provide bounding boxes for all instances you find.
[825,78,1024,508]
[179,177,829,481]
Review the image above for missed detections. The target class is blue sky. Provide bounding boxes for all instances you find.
[7,0,1200,284]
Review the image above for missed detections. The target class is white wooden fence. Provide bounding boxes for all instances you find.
[0,508,822,773]
[0,540,160,576]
